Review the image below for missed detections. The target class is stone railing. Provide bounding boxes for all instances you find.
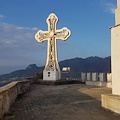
[0,79,35,119]
[81,73,112,82]
[81,73,112,87]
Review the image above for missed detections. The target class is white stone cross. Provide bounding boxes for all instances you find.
[35,13,71,80]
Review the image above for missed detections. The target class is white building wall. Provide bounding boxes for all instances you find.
[111,25,120,95]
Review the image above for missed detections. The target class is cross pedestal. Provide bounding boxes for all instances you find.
[43,70,60,81]
[35,13,71,81]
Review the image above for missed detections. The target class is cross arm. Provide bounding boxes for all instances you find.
[35,30,49,43]
[55,27,71,41]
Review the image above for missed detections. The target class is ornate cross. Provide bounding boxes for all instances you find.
[35,13,71,72]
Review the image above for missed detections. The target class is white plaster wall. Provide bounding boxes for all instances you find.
[111,25,120,95]
[115,8,120,25]
[115,0,120,25]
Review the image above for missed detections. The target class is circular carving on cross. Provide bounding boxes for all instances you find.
[49,31,54,37]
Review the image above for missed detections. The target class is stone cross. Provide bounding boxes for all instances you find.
[35,13,71,80]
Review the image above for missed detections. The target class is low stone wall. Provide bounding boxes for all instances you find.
[86,81,112,88]
[82,73,112,87]
[101,94,120,114]
[81,73,112,82]
[0,80,32,119]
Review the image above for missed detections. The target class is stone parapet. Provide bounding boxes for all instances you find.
[0,80,32,119]
[85,73,112,87]
[86,81,112,88]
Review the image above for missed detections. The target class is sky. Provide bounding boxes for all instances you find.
[0,0,117,75]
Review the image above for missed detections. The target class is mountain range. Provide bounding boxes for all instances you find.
[0,56,111,84]
[59,56,111,73]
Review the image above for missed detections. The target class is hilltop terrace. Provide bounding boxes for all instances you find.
[0,79,120,120]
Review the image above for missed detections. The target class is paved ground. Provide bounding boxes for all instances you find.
[2,84,120,120]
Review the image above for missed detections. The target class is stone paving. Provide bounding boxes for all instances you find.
[2,84,120,120]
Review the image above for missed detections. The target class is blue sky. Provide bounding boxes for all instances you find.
[0,0,117,74]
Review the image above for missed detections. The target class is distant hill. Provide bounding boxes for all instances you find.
[0,56,111,84]
[0,65,44,86]
[59,56,111,73]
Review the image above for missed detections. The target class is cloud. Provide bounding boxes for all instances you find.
[110,8,116,14]
[0,22,37,46]
[0,22,48,73]
[0,14,4,19]
[101,1,116,14]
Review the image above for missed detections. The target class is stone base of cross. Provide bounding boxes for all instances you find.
[35,13,71,81]
[43,70,60,81]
